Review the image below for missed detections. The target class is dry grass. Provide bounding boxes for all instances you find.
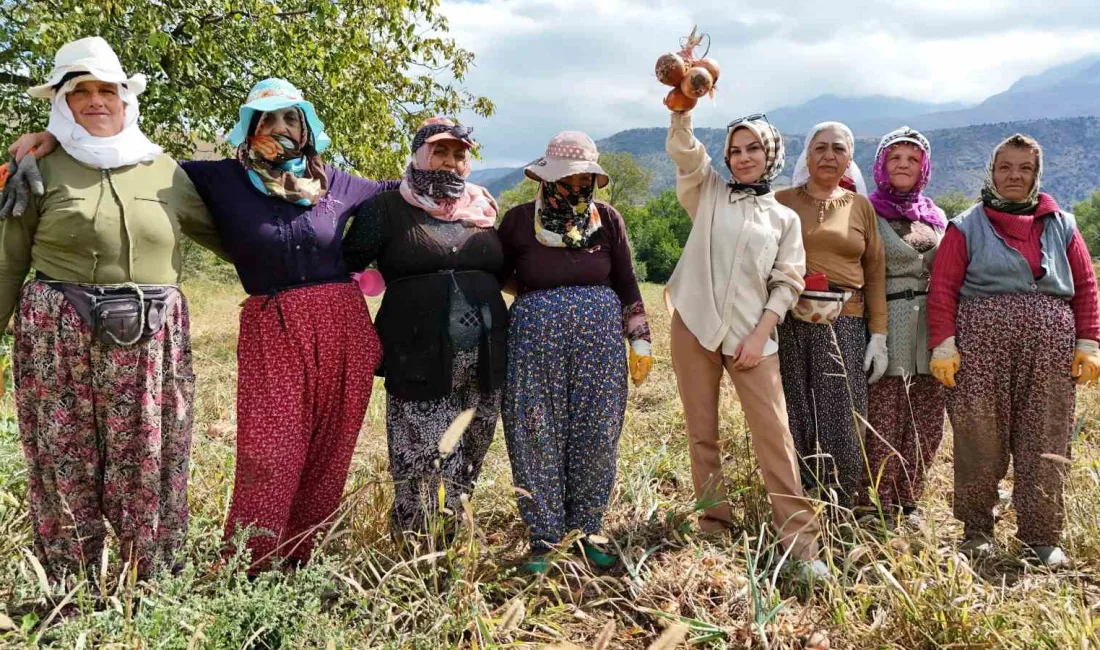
[1,280,1100,648]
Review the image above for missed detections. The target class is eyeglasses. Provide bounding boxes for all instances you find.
[727,113,769,129]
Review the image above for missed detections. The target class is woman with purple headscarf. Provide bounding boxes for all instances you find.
[863,126,948,523]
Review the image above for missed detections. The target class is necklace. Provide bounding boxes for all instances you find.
[798,186,854,223]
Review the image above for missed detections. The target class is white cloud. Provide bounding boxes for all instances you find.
[440,0,1100,168]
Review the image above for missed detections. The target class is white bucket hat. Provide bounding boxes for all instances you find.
[524,131,610,188]
[28,36,147,99]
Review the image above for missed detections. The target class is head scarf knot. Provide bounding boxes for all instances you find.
[868,126,946,229]
[791,121,867,195]
[724,116,785,197]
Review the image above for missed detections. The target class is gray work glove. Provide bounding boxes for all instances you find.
[0,154,45,219]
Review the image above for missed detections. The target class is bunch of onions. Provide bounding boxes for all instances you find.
[655,26,721,113]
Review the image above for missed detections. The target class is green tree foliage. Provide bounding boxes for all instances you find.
[622,189,691,283]
[934,190,974,220]
[0,0,493,179]
[598,152,652,208]
[498,178,538,216]
[1074,191,1100,255]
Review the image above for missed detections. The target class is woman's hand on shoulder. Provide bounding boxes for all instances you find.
[10,132,57,162]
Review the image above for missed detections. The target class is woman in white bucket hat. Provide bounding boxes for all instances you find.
[0,36,226,583]
[497,131,652,572]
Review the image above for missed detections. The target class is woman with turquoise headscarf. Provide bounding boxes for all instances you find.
[12,76,398,573]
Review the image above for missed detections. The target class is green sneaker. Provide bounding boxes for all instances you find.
[580,539,617,569]
[521,554,552,575]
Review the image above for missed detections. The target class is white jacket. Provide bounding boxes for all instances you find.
[665,112,806,355]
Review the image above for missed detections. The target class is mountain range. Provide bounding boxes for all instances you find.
[474,55,1100,205]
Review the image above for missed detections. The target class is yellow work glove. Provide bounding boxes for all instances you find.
[1072,339,1100,385]
[930,336,960,388]
[628,340,653,386]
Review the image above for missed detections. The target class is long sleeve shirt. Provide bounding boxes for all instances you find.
[497,201,651,344]
[926,194,1100,347]
[664,111,805,355]
[776,187,888,334]
[0,148,224,329]
[181,160,398,295]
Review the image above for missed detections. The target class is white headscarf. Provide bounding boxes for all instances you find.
[791,121,867,195]
[46,73,163,169]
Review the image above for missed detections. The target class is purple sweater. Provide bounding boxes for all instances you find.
[181,160,398,295]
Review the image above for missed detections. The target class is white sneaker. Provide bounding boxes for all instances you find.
[1031,546,1070,569]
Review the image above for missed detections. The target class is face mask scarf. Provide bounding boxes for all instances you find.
[236,107,328,206]
[534,175,602,249]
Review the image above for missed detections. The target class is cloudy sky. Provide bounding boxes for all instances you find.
[438,0,1100,168]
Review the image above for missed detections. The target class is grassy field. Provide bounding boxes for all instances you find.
[2,277,1100,649]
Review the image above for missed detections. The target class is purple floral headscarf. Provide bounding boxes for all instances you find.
[868,126,946,229]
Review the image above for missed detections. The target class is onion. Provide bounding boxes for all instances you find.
[654,52,688,87]
[697,57,721,84]
[680,66,713,99]
[664,87,698,113]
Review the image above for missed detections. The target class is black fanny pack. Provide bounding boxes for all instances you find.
[37,273,179,347]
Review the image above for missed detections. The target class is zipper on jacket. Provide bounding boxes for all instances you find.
[101,168,135,278]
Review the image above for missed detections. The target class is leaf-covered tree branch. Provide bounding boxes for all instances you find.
[0,0,494,179]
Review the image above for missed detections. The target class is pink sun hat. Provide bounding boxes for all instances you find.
[524,131,610,188]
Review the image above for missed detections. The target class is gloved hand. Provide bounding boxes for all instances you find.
[863,333,889,384]
[930,336,961,388]
[0,154,44,219]
[1071,339,1100,385]
[628,339,653,386]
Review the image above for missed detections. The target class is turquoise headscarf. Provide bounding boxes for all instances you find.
[230,78,330,205]
[228,78,330,151]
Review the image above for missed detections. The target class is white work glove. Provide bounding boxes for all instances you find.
[864,333,889,384]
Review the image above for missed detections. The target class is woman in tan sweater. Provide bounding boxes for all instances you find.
[665,110,828,580]
[775,121,887,511]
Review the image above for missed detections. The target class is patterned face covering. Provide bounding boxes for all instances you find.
[534,176,602,249]
[408,166,467,200]
[237,108,328,206]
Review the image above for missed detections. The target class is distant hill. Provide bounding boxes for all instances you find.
[597,117,1100,206]
[468,167,519,186]
[487,117,1100,207]
[908,56,1100,132]
[765,94,969,136]
[765,55,1100,136]
[485,55,1100,204]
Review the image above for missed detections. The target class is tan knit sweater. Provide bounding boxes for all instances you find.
[775,186,887,334]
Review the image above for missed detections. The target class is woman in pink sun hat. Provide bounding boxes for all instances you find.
[497,130,653,571]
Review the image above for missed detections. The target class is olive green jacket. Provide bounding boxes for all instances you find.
[0,148,227,329]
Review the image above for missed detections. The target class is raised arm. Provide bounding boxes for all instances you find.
[665,112,719,220]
